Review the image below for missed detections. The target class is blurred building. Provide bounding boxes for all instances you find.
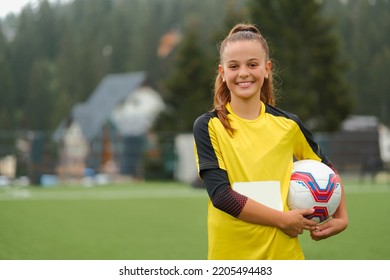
[53,71,165,181]
[316,115,390,181]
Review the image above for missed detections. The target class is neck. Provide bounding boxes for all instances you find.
[230,98,262,120]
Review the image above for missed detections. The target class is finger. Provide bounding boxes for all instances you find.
[304,225,317,231]
[310,234,322,241]
[316,220,333,232]
[310,230,325,241]
[298,208,315,216]
[302,217,317,227]
[311,226,334,240]
[305,219,318,226]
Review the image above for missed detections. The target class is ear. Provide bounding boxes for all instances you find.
[265,60,272,79]
[218,64,225,81]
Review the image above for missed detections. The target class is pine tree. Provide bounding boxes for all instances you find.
[247,0,353,131]
[324,0,390,125]
[0,25,15,129]
[159,20,214,132]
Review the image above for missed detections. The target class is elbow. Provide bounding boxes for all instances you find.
[210,189,247,218]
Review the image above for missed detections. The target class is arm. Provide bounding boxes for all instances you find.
[201,168,317,237]
[310,176,348,241]
[239,198,317,237]
[289,114,348,240]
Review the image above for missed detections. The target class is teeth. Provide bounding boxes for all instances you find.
[238,82,251,86]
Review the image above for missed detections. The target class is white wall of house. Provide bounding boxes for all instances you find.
[59,122,89,178]
[379,124,390,163]
[174,133,198,184]
[63,122,89,159]
[110,87,165,136]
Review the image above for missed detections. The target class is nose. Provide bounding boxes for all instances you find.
[239,68,249,78]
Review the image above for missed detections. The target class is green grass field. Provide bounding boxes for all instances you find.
[0,178,389,260]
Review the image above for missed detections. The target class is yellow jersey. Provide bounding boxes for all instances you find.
[193,102,331,260]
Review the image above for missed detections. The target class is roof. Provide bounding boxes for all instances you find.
[341,115,379,131]
[53,71,148,141]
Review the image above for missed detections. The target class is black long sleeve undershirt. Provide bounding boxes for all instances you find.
[200,168,247,217]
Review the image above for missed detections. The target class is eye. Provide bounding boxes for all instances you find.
[228,64,238,69]
[249,62,259,68]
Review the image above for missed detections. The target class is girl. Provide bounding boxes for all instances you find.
[193,23,348,260]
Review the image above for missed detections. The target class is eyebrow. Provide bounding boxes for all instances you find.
[226,58,261,63]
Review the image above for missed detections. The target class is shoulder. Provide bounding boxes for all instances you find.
[193,111,219,132]
[264,104,312,136]
[264,103,301,124]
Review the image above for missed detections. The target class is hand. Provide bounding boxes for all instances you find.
[280,208,317,238]
[310,216,348,241]
[310,186,348,241]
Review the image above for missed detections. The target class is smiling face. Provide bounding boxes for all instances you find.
[219,40,272,104]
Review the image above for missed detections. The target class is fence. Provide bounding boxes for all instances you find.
[316,129,389,182]
[0,129,388,186]
[0,130,178,186]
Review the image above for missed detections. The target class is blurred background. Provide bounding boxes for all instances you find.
[0,0,389,187]
[0,0,390,261]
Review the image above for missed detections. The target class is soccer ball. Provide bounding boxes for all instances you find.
[287,159,342,223]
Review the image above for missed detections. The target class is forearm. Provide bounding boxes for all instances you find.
[200,168,316,236]
[238,198,286,228]
[333,184,348,222]
[326,165,348,224]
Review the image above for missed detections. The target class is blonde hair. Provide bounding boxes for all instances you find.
[213,23,275,135]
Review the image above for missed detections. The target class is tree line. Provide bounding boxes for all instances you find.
[0,0,388,135]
